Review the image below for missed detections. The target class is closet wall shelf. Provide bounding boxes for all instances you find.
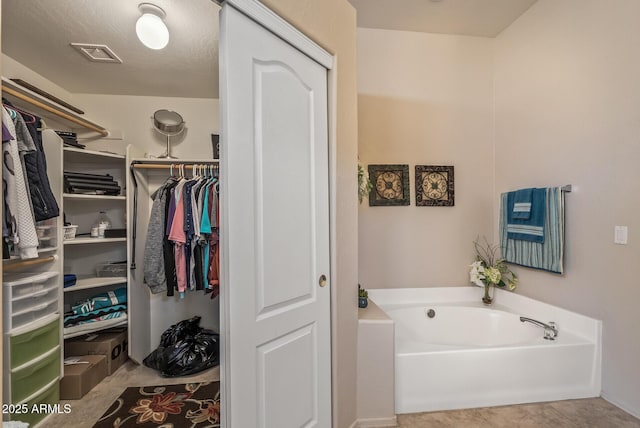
[63,147,125,159]
[63,193,126,201]
[2,77,109,137]
[63,318,127,340]
[64,277,127,293]
[64,237,126,245]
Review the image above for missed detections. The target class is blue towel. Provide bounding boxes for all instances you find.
[71,287,127,315]
[506,188,546,243]
[500,187,565,274]
[512,188,533,219]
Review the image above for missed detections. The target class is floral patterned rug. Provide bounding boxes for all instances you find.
[93,382,220,427]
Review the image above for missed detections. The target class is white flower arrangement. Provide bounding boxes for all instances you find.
[358,163,373,203]
[469,237,518,304]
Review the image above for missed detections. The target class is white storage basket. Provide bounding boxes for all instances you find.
[63,225,78,240]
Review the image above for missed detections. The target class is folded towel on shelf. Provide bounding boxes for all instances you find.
[70,287,127,315]
[512,188,533,219]
[506,188,546,243]
[64,304,127,327]
[500,187,565,274]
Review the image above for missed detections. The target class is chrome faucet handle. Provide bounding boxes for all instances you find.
[544,321,558,340]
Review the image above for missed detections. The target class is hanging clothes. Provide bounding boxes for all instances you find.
[2,107,39,259]
[3,100,60,222]
[23,120,60,221]
[142,165,220,299]
[169,179,188,297]
[143,177,176,293]
[207,184,220,298]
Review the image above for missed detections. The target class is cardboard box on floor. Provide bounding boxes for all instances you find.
[60,355,107,400]
[64,328,128,375]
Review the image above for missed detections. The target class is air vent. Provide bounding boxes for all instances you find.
[70,43,123,63]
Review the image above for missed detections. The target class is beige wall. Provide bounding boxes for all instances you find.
[494,0,640,417]
[357,28,495,289]
[74,94,219,159]
[259,1,359,426]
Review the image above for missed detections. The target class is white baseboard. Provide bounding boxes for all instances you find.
[355,416,398,427]
[601,392,640,419]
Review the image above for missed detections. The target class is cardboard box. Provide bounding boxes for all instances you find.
[60,354,107,400]
[64,328,128,375]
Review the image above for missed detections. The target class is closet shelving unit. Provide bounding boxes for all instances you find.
[60,144,129,339]
[1,79,67,424]
[1,77,123,425]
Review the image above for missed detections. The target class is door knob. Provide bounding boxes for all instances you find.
[319,274,327,287]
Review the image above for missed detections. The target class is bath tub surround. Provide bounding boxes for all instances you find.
[368,287,602,414]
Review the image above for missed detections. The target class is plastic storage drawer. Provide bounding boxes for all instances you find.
[9,316,60,369]
[3,271,59,331]
[8,380,60,426]
[3,271,59,298]
[10,299,59,331]
[11,285,58,314]
[11,346,61,403]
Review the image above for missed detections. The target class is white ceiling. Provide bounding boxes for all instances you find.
[1,0,220,98]
[1,0,536,99]
[348,0,538,37]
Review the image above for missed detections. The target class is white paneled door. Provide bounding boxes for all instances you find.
[219,2,332,427]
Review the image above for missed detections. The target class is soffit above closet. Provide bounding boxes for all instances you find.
[1,0,220,98]
[348,0,538,37]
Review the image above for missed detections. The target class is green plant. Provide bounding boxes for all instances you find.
[358,284,368,298]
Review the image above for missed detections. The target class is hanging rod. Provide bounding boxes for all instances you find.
[561,185,572,192]
[1,78,109,137]
[130,160,219,169]
[3,255,57,271]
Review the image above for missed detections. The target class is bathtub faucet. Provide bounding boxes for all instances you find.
[520,317,558,340]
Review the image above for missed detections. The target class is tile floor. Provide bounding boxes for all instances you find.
[397,398,640,428]
[40,361,640,428]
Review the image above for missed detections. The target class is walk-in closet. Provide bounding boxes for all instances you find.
[2,1,335,426]
[2,1,223,426]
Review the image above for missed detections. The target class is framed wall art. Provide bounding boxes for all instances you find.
[415,165,454,206]
[368,164,410,206]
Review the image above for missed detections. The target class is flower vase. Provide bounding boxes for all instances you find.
[482,284,494,305]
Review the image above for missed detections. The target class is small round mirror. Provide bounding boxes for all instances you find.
[152,109,185,158]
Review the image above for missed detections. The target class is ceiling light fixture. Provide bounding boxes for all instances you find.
[136,3,169,50]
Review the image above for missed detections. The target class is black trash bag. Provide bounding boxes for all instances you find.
[143,316,219,377]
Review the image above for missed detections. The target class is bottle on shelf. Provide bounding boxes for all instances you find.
[96,211,112,238]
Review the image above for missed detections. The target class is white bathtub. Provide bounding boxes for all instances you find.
[368,287,602,414]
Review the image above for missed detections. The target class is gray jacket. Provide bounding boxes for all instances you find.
[144,181,171,293]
